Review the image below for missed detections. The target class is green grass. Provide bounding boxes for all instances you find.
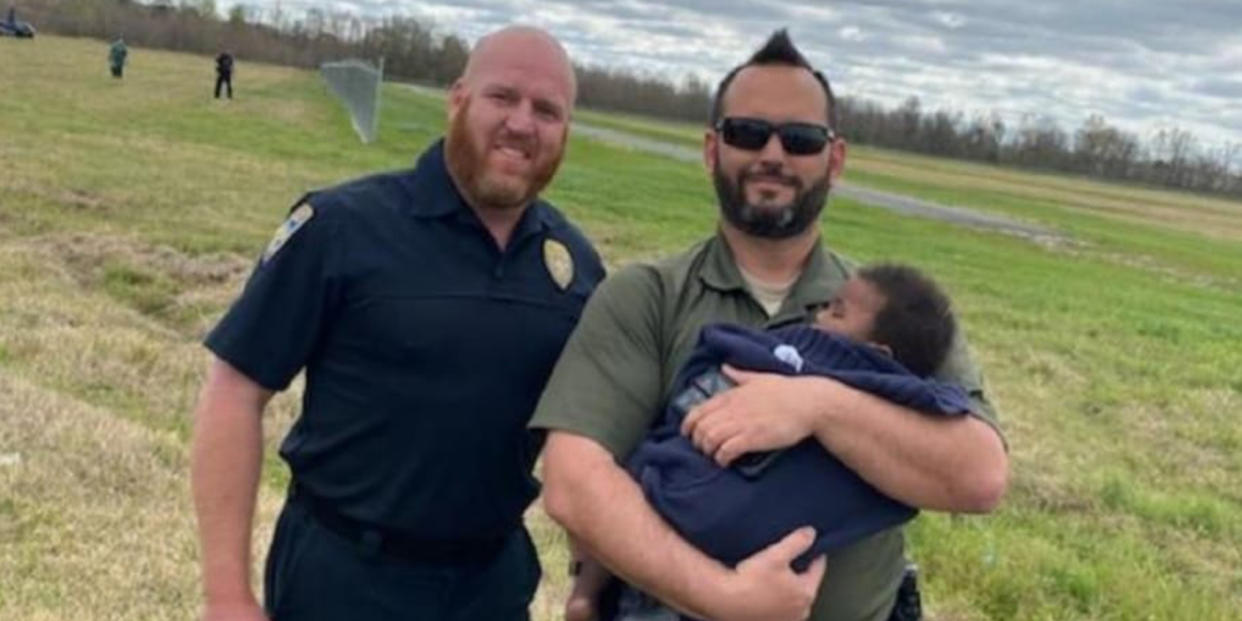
[574,106,706,147]
[2,35,1240,620]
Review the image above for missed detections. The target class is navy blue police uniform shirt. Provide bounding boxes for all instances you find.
[205,139,604,542]
[627,323,973,570]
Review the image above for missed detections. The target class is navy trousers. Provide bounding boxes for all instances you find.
[263,497,541,621]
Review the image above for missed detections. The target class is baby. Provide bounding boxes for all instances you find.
[565,263,972,621]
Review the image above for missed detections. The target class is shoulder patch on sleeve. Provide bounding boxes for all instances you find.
[262,203,315,264]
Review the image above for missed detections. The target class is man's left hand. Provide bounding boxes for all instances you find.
[681,365,839,466]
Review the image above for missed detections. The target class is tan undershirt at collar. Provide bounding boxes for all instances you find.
[738,264,800,318]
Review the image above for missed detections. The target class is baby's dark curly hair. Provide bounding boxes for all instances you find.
[858,264,957,377]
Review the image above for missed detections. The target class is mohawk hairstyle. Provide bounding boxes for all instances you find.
[857,264,957,378]
[709,29,839,131]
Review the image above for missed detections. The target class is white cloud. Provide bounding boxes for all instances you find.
[839,26,866,42]
[241,0,1242,147]
[931,11,965,29]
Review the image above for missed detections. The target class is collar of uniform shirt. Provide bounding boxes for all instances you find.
[402,139,559,236]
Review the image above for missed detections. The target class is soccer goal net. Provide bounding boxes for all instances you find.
[320,58,383,144]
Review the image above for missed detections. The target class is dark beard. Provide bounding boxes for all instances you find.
[713,160,830,239]
[444,97,564,210]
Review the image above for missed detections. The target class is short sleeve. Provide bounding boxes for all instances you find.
[204,200,343,391]
[933,328,1006,448]
[530,265,666,460]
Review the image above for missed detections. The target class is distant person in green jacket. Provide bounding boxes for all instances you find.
[109,37,128,79]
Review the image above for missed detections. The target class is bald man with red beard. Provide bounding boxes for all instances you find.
[191,26,604,621]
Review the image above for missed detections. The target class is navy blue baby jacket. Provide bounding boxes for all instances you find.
[626,323,973,569]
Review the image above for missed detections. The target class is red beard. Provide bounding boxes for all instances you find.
[444,96,564,211]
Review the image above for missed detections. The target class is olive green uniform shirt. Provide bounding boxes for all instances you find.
[531,232,1001,621]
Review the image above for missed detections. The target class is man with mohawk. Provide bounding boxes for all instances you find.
[534,30,1008,621]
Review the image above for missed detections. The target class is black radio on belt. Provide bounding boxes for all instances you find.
[888,564,922,621]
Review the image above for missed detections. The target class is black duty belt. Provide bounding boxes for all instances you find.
[288,482,510,565]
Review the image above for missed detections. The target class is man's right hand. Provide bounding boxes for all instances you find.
[192,358,273,621]
[712,527,827,621]
[201,598,268,621]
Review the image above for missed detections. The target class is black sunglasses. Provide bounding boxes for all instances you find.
[715,117,835,155]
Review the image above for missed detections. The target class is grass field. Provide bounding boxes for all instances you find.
[2,35,1240,621]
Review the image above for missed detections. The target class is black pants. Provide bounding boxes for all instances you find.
[215,73,233,98]
[604,563,920,621]
[264,497,541,620]
[110,65,123,78]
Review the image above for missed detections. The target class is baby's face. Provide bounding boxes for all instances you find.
[813,277,886,342]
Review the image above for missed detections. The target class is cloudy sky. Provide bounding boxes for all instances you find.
[241,0,1242,149]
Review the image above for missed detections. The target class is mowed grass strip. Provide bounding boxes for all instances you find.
[1,36,1239,620]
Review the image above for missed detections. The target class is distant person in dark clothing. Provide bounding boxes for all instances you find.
[2,5,35,38]
[109,37,128,79]
[214,51,234,99]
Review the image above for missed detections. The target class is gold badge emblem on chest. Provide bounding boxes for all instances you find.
[543,238,574,291]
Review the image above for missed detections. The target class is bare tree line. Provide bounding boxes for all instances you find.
[19,0,470,82]
[17,0,1241,198]
[839,97,1242,196]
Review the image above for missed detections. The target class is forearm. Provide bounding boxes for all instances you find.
[542,432,731,619]
[809,380,1007,512]
[190,365,268,605]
